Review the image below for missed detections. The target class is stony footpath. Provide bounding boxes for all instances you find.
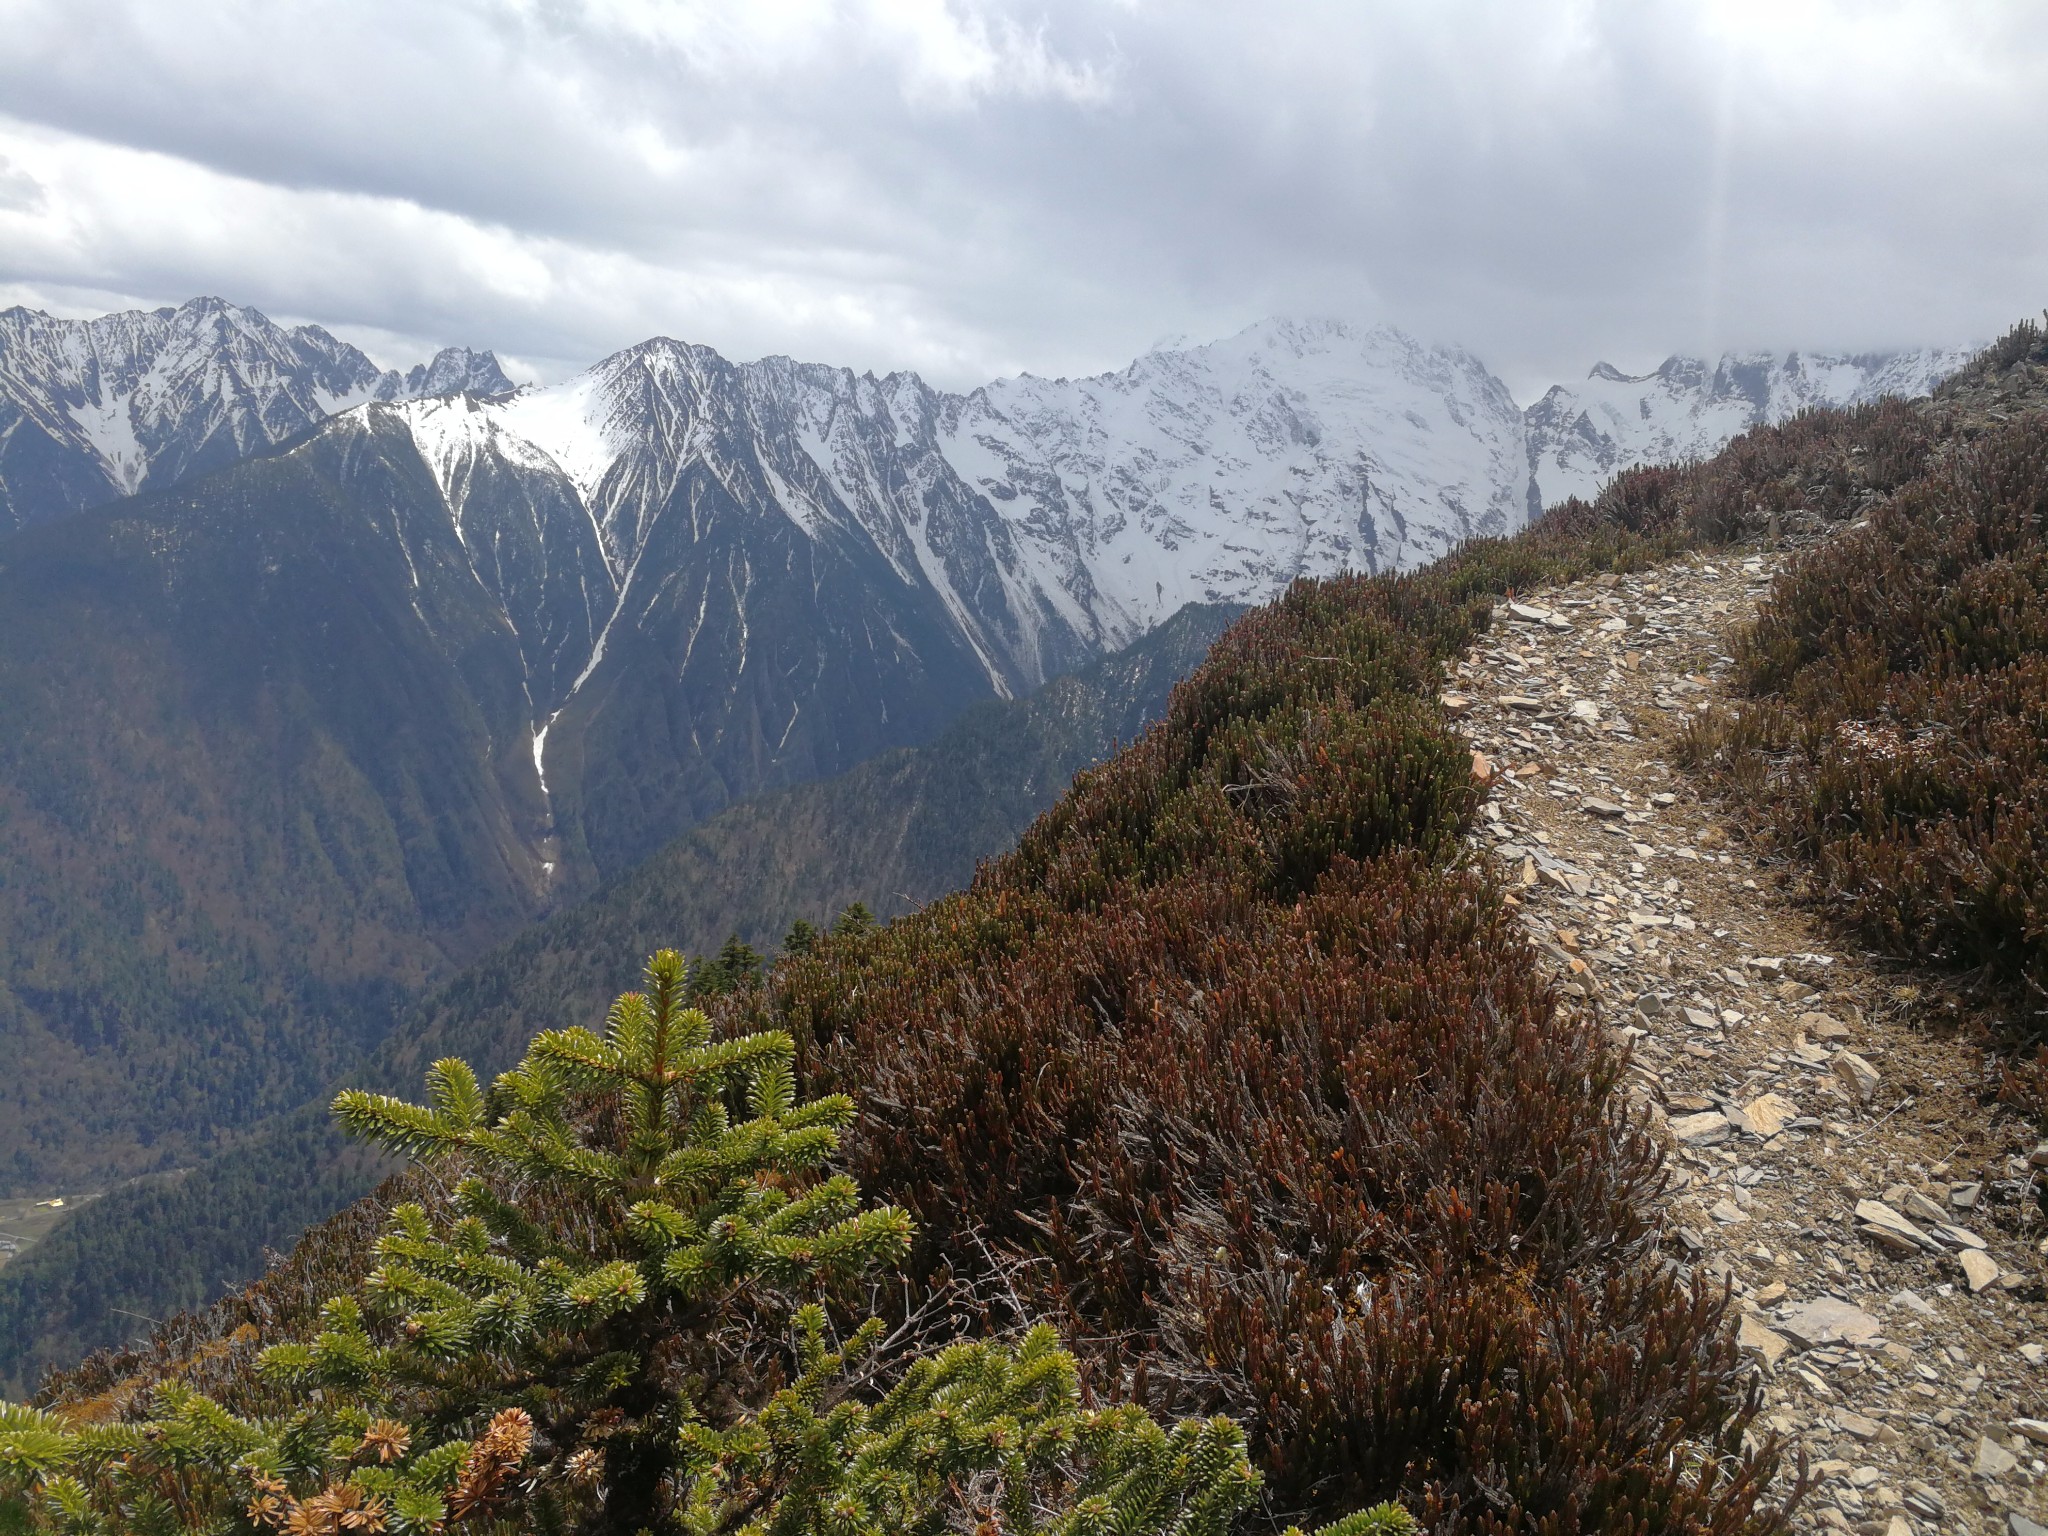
[1446,543,2048,1536]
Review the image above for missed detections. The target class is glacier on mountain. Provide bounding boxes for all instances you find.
[1524,346,1974,507]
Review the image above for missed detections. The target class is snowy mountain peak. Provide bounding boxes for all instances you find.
[380,346,516,402]
[391,393,570,530]
[939,318,1531,646]
[1526,344,1975,507]
[0,298,511,531]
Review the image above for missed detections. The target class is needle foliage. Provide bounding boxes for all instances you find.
[2,951,1401,1536]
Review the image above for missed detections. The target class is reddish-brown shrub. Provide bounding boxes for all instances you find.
[752,530,1788,1533]
[1704,413,2048,1028]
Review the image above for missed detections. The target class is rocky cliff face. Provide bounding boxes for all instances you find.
[0,296,510,531]
[1524,347,1973,507]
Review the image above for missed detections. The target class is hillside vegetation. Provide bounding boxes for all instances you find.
[1680,318,2048,1073]
[0,603,1234,1390]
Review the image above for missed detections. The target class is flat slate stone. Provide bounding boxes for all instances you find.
[1799,1011,1852,1041]
[1974,1435,2019,1478]
[1959,1249,2000,1292]
[1833,1050,1881,1102]
[1855,1199,1939,1253]
[1737,1313,1789,1367]
[1670,1110,1734,1146]
[1888,1288,1937,1318]
[1776,1297,1880,1349]
[1738,1092,1798,1138]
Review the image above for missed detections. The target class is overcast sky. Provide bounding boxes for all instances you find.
[0,0,2042,398]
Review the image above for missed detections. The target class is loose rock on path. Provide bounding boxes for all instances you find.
[1452,543,2048,1536]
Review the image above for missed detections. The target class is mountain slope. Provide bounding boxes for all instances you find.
[0,411,560,1193]
[1525,346,1973,506]
[314,321,1532,885]
[0,601,1234,1389]
[0,297,510,532]
[464,321,1534,873]
[0,312,1533,1204]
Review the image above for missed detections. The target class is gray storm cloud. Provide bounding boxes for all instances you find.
[0,0,2042,392]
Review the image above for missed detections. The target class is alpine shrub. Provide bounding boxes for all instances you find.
[754,514,1789,1533]
[2,952,1392,1536]
[1687,411,2048,1033]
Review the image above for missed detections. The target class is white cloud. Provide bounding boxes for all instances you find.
[0,154,43,212]
[0,0,2041,393]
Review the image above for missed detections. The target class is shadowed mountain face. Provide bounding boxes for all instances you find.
[0,411,561,1193]
[0,297,510,532]
[0,600,1235,1390]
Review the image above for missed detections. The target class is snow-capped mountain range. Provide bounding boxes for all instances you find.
[0,297,1976,883]
[0,296,1975,624]
[0,296,511,530]
[1524,347,1973,507]
[270,317,1524,879]
[399,317,1531,699]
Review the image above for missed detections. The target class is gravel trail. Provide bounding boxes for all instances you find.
[1450,542,2048,1536]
